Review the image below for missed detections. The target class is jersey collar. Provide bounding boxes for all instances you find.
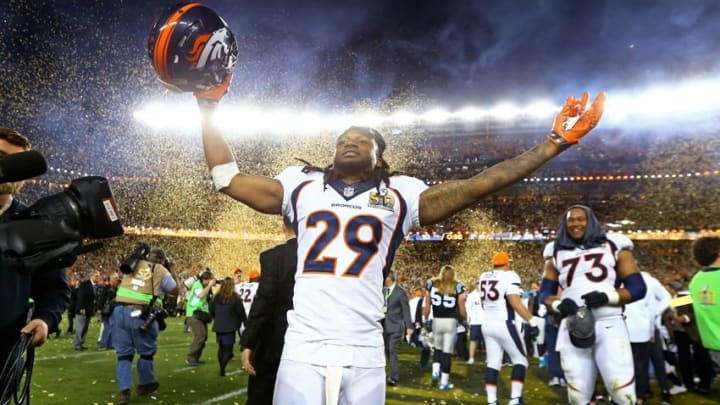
[328,178,378,201]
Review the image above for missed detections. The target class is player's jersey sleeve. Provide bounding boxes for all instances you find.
[425,279,434,292]
[506,271,523,296]
[456,281,465,295]
[274,166,317,222]
[389,175,428,230]
[607,233,633,260]
[542,241,555,261]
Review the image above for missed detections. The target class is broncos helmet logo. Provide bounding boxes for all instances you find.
[194,28,234,69]
[186,33,212,66]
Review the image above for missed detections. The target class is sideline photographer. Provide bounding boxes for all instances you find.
[0,128,70,387]
[112,245,177,404]
[185,270,216,366]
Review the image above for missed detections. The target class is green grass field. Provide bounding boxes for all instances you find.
[26,317,718,404]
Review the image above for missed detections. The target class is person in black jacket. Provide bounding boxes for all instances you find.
[0,128,70,387]
[96,273,119,350]
[209,277,246,376]
[381,271,413,385]
[66,278,78,334]
[73,270,99,351]
[241,217,297,405]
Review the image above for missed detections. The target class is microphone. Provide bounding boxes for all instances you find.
[0,150,48,183]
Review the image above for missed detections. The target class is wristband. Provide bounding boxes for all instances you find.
[606,290,620,305]
[548,132,573,150]
[211,162,240,191]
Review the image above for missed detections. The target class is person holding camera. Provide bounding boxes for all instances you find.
[97,272,120,350]
[185,270,216,366]
[0,128,71,392]
[112,248,177,404]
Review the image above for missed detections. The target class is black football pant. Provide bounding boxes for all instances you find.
[675,330,713,390]
[631,341,650,398]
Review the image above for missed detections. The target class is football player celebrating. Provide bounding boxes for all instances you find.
[150,7,607,398]
[539,205,647,405]
[198,87,604,403]
[423,265,466,390]
[479,252,539,405]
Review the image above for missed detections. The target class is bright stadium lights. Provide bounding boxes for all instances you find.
[134,76,720,135]
[389,110,419,125]
[487,103,519,121]
[522,100,557,118]
[453,106,486,121]
[422,107,453,124]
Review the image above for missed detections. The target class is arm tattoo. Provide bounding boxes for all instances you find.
[419,141,560,225]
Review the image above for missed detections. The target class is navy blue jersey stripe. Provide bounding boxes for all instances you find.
[383,187,407,278]
[506,298,515,321]
[290,180,314,234]
[506,320,526,357]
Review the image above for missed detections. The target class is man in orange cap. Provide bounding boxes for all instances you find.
[479,251,538,405]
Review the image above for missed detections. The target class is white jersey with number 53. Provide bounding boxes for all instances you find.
[543,233,633,320]
[276,166,427,367]
[478,270,523,322]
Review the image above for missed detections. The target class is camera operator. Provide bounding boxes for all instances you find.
[112,248,177,405]
[0,128,70,384]
[185,270,216,366]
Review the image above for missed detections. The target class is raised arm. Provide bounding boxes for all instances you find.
[418,92,605,226]
[196,77,284,215]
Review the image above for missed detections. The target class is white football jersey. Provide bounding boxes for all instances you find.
[465,289,485,326]
[478,270,523,322]
[543,233,633,320]
[276,166,427,367]
[234,281,259,316]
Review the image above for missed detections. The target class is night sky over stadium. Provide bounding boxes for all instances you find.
[1,0,719,111]
[0,1,718,281]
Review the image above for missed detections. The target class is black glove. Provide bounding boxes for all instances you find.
[581,291,609,308]
[424,320,433,333]
[528,325,540,340]
[557,298,579,317]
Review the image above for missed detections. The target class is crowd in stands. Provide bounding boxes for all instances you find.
[10,122,715,301]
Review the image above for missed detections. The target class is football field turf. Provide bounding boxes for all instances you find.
[26,317,718,404]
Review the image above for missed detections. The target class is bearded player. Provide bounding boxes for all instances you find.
[148,4,607,403]
[539,205,646,405]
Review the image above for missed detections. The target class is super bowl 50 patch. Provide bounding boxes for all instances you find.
[368,189,395,211]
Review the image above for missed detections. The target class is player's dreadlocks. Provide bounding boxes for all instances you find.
[296,126,397,192]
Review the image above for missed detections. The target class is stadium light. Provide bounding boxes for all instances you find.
[133,76,720,135]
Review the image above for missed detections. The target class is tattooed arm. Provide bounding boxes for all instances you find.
[418,91,606,226]
[418,141,560,225]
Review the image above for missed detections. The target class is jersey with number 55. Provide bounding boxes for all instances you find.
[543,233,633,320]
[276,166,427,367]
[425,279,465,318]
